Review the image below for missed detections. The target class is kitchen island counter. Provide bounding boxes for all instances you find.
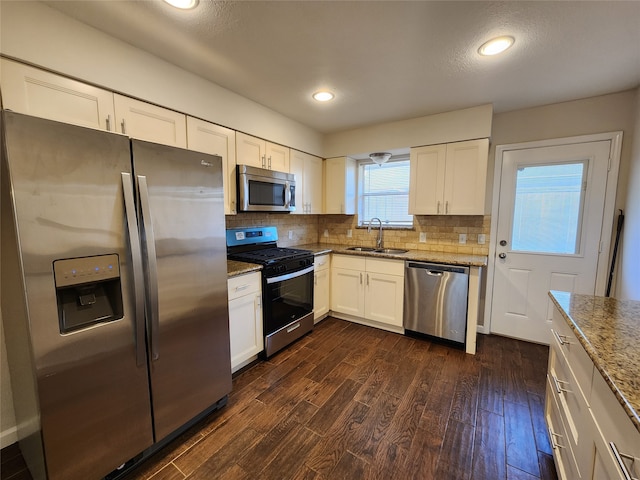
[549,290,640,434]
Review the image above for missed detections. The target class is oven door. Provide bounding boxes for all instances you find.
[263,265,314,335]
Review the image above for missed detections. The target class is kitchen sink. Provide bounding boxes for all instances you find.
[346,246,377,252]
[373,248,408,254]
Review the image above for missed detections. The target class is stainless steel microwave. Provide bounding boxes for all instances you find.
[237,164,296,212]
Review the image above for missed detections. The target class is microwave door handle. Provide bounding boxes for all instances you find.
[284,181,291,209]
[137,175,160,362]
[266,265,314,284]
[121,173,146,367]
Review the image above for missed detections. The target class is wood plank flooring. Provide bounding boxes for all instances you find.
[0,317,557,480]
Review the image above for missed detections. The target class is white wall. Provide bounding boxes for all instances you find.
[323,104,493,158]
[618,92,640,300]
[0,1,323,157]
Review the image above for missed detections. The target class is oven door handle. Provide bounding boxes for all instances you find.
[266,264,314,284]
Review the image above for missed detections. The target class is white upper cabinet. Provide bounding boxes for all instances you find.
[1,58,115,131]
[236,132,290,171]
[324,156,356,215]
[113,94,187,148]
[290,149,323,214]
[409,138,489,215]
[186,117,237,215]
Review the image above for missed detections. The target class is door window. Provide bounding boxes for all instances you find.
[511,161,587,255]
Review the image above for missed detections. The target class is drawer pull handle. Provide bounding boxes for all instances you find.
[552,329,571,346]
[550,432,565,450]
[552,374,571,395]
[235,284,250,292]
[287,322,301,333]
[610,442,638,480]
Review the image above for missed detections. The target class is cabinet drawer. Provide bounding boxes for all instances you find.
[365,257,404,276]
[552,308,594,405]
[548,346,592,476]
[332,254,365,271]
[545,376,582,480]
[315,253,330,271]
[228,272,261,301]
[590,370,640,478]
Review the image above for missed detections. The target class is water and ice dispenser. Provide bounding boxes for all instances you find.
[53,254,124,333]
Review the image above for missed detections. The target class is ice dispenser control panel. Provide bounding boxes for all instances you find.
[53,254,124,334]
[54,254,120,288]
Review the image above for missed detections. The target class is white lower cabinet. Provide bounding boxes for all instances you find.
[546,304,640,480]
[313,254,330,322]
[227,272,263,373]
[330,254,404,332]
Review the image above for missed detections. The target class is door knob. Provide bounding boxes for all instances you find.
[498,253,507,259]
[500,240,507,246]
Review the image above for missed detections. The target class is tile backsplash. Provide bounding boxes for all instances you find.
[226,214,490,256]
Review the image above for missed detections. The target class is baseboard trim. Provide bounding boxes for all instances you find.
[1,425,18,449]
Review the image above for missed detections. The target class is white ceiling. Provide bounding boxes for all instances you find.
[44,1,640,134]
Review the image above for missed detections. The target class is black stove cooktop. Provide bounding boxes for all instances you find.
[230,247,312,265]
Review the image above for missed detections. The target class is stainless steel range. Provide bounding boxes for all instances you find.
[226,226,314,357]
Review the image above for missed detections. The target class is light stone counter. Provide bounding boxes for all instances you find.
[549,290,640,434]
[227,260,262,278]
[294,243,488,267]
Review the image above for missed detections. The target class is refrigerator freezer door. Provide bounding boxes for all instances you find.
[1,112,154,480]
[131,140,232,441]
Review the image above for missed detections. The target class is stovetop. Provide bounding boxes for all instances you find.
[228,246,312,265]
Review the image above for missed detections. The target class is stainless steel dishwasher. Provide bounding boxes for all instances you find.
[403,261,469,345]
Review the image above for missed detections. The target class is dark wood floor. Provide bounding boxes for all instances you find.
[1,317,557,480]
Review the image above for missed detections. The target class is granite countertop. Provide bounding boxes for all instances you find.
[549,290,640,434]
[294,243,488,267]
[227,260,262,278]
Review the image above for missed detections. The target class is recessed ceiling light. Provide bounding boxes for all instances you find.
[478,36,515,56]
[313,91,335,102]
[163,0,199,10]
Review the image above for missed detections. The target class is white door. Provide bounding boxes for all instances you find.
[491,140,613,344]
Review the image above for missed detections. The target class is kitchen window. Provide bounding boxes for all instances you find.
[357,156,413,227]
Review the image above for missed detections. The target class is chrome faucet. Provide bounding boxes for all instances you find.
[368,217,383,249]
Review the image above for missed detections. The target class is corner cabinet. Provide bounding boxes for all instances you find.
[227,272,263,373]
[236,132,290,172]
[330,254,404,333]
[409,138,489,215]
[290,149,323,214]
[546,304,640,480]
[186,117,237,214]
[324,157,356,215]
[313,254,330,322]
[0,58,115,131]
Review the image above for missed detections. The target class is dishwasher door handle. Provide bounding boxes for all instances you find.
[426,270,444,276]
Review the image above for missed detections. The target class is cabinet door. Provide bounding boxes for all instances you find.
[236,132,266,168]
[409,144,447,214]
[365,272,404,326]
[314,268,330,321]
[289,150,306,215]
[266,142,290,172]
[290,150,324,214]
[443,138,489,215]
[1,58,115,131]
[114,94,186,147]
[187,117,237,214]
[324,157,356,214]
[331,267,364,316]
[228,292,263,372]
[305,154,324,214]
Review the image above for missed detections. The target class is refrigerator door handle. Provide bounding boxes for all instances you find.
[137,175,160,361]
[121,172,147,367]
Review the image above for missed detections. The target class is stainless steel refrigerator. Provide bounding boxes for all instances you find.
[1,111,232,480]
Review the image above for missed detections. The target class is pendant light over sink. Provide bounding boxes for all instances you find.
[369,152,392,165]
